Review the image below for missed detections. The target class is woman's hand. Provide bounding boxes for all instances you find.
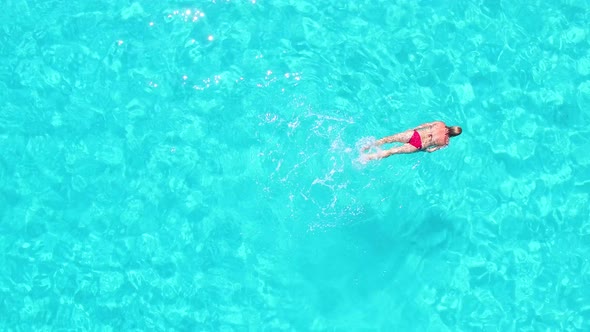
[426,146,443,153]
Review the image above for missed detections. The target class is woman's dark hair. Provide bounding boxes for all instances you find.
[447,126,462,137]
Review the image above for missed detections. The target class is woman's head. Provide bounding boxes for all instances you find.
[446,126,462,137]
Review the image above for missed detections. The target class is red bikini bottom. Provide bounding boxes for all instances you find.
[408,130,422,149]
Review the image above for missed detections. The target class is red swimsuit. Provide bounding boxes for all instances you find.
[408,130,422,149]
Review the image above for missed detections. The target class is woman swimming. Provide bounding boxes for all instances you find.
[361,121,462,160]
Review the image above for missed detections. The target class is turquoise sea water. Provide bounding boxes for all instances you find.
[2,0,590,330]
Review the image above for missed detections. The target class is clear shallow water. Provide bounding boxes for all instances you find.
[1,0,590,330]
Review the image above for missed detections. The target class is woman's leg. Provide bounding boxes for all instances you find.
[364,144,419,160]
[361,129,415,152]
[375,130,415,146]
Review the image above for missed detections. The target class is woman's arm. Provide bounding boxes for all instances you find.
[414,121,437,130]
